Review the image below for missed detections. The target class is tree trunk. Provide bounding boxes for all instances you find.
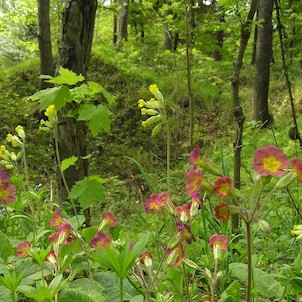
[231,0,258,233]
[56,0,97,218]
[116,0,129,48]
[252,0,274,124]
[37,0,54,89]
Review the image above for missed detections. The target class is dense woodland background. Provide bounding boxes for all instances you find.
[1,0,302,301]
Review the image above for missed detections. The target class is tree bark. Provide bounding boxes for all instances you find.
[37,0,54,89]
[231,0,258,232]
[116,0,129,48]
[252,0,274,124]
[56,0,97,215]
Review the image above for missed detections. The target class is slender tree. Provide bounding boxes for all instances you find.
[37,0,54,89]
[56,0,97,220]
[252,0,274,124]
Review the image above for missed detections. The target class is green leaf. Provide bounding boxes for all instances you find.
[69,176,106,210]
[46,67,85,86]
[218,280,240,302]
[61,156,78,172]
[229,263,285,299]
[94,271,138,302]
[78,104,112,136]
[0,233,14,261]
[59,278,109,302]
[0,285,13,302]
[97,84,115,106]
[31,86,71,111]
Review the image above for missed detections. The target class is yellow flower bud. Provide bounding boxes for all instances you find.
[138,99,146,108]
[45,105,55,117]
[6,134,13,142]
[149,84,159,95]
[15,125,25,139]
[141,108,148,115]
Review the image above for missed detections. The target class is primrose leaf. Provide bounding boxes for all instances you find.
[78,104,112,136]
[30,86,71,111]
[70,176,106,210]
[61,156,78,172]
[46,67,85,85]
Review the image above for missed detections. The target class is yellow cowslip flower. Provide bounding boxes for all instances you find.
[141,108,148,115]
[10,152,17,161]
[15,125,23,132]
[0,145,5,157]
[138,99,146,108]
[45,105,55,117]
[6,134,13,142]
[149,84,159,95]
[15,125,25,139]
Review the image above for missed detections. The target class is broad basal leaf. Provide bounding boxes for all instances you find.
[229,263,285,299]
[69,176,106,210]
[78,104,112,136]
[59,278,109,302]
[46,67,85,86]
[94,271,138,302]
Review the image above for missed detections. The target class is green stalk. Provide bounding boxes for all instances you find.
[246,221,252,302]
[119,277,124,302]
[53,124,80,228]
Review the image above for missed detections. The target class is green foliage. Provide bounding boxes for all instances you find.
[218,280,241,302]
[229,263,285,299]
[69,176,106,210]
[59,278,109,302]
[88,233,150,279]
[94,271,139,301]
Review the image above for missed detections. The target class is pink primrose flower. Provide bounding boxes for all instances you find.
[253,145,290,176]
[145,194,164,213]
[186,168,203,195]
[90,231,111,249]
[292,157,302,183]
[16,240,31,258]
[176,204,190,222]
[103,211,118,227]
[189,145,201,166]
[50,210,63,228]
[0,183,16,204]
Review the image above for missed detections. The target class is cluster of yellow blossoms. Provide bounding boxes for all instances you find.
[39,104,57,132]
[0,125,25,169]
[138,84,165,137]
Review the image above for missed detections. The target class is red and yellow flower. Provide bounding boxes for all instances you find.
[214,202,230,222]
[214,177,232,199]
[209,234,228,260]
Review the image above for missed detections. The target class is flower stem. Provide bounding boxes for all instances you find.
[246,221,252,302]
[119,277,124,302]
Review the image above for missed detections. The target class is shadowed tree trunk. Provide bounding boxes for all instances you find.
[56,0,97,225]
[37,0,54,89]
[231,0,258,233]
[252,0,274,124]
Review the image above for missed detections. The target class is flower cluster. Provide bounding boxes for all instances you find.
[144,191,202,268]
[138,84,165,137]
[90,211,118,250]
[0,125,25,170]
[49,211,73,246]
[0,171,16,204]
[40,105,58,132]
